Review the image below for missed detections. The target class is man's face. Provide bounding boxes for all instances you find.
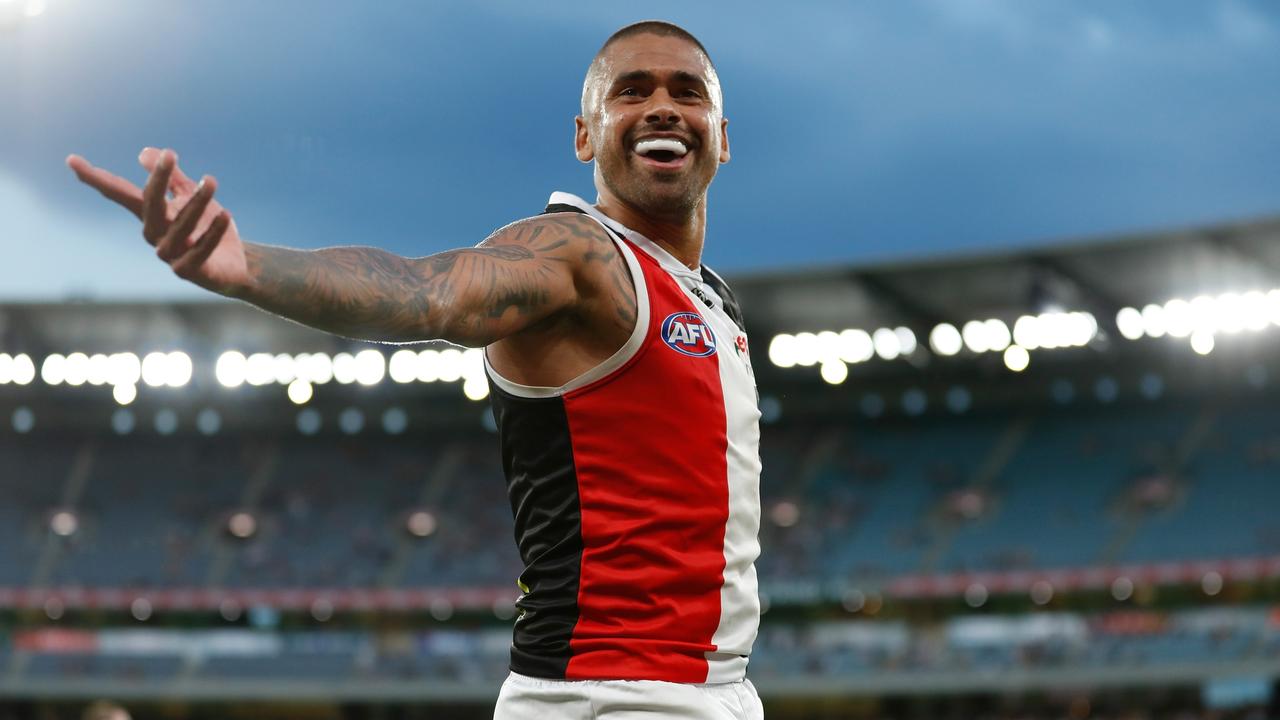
[576,34,730,220]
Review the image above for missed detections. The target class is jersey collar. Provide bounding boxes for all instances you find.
[547,192,703,280]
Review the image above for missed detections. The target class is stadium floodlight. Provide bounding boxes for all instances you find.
[113,383,137,406]
[49,510,78,537]
[1003,345,1030,372]
[816,331,841,363]
[1115,308,1145,341]
[13,354,34,385]
[64,352,89,387]
[1140,304,1167,338]
[417,349,441,382]
[463,348,486,379]
[791,332,820,367]
[406,510,438,538]
[40,354,66,385]
[1269,290,1280,327]
[331,352,357,384]
[837,329,874,364]
[871,328,900,360]
[108,353,142,387]
[354,349,386,386]
[767,334,797,368]
[389,349,419,383]
[215,351,247,388]
[929,323,962,356]
[1162,298,1192,338]
[820,359,848,385]
[0,353,12,384]
[164,351,192,387]
[1241,291,1269,332]
[894,327,917,356]
[287,379,313,405]
[437,348,464,382]
[1190,331,1215,355]
[246,353,276,386]
[140,352,168,388]
[272,353,296,385]
[298,352,333,385]
[984,320,1011,352]
[463,375,490,401]
[961,320,990,354]
[86,354,109,386]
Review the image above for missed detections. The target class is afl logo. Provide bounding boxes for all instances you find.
[661,311,717,357]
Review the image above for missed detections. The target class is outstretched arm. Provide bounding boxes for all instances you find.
[68,148,612,346]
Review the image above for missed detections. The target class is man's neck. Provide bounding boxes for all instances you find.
[593,191,706,271]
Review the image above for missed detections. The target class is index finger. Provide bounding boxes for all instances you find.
[141,149,176,242]
[65,155,145,218]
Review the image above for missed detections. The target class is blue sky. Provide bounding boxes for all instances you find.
[1,0,1277,299]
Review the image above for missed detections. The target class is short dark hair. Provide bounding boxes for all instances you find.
[593,20,715,70]
[581,20,721,115]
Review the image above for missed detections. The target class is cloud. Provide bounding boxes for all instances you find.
[0,167,208,301]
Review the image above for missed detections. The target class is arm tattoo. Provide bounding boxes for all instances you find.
[236,214,634,345]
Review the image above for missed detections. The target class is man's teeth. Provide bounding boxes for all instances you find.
[634,138,688,157]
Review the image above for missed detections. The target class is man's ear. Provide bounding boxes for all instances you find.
[719,117,731,164]
[575,116,594,163]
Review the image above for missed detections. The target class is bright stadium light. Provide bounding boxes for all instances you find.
[41,354,66,385]
[1115,308,1144,341]
[894,327,917,356]
[838,329,874,363]
[1269,290,1280,326]
[0,354,12,384]
[1003,345,1030,372]
[113,383,137,405]
[929,323,962,356]
[1162,298,1192,338]
[820,360,848,385]
[298,352,333,385]
[13,354,34,385]
[1141,304,1167,338]
[417,349,441,382]
[984,319,1011,352]
[962,320,990,353]
[872,328,900,360]
[141,352,168,387]
[389,349,419,383]
[64,352,89,387]
[463,375,490,400]
[86,354,109,386]
[437,348,464,382]
[1190,331,1215,355]
[354,349,386,386]
[164,352,192,387]
[246,353,276,386]
[768,334,796,368]
[792,332,820,367]
[1241,291,1269,331]
[287,379,313,405]
[816,331,841,362]
[109,353,141,387]
[272,353,296,385]
[332,352,357,384]
[216,351,247,388]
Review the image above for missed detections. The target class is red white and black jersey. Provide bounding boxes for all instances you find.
[484,192,762,684]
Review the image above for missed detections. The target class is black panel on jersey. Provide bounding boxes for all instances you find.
[487,380,582,678]
[700,267,746,333]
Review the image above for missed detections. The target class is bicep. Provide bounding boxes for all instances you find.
[414,216,588,346]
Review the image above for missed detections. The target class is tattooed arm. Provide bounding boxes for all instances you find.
[236,214,612,345]
[67,148,629,346]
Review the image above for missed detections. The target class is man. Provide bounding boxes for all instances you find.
[69,20,763,719]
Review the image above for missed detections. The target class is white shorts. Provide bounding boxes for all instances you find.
[493,671,764,720]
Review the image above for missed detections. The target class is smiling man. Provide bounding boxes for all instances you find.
[68,20,763,719]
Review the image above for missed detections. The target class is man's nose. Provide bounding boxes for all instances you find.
[644,90,681,125]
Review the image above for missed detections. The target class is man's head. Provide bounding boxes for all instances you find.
[576,21,729,221]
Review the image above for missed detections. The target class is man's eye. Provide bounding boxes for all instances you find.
[619,88,638,96]
[681,89,702,98]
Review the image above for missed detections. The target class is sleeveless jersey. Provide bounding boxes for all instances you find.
[484,192,762,684]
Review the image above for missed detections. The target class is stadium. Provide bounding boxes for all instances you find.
[3,213,1280,718]
[4,2,1280,719]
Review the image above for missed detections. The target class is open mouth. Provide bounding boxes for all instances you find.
[633,137,690,170]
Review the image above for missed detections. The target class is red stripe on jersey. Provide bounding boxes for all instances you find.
[561,241,730,683]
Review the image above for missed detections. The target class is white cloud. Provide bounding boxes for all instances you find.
[0,168,209,301]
